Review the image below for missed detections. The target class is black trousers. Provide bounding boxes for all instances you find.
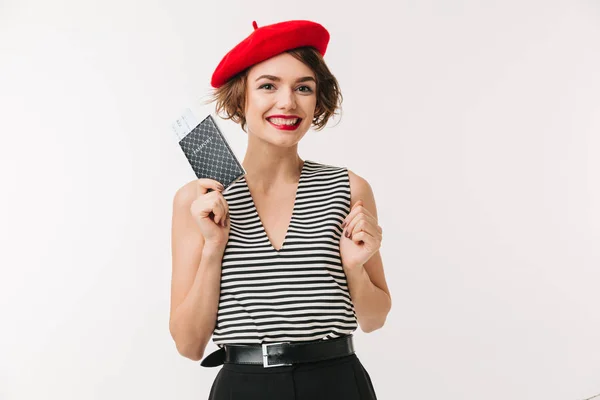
[207,352,378,400]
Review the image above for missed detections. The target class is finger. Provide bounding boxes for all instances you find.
[217,196,229,227]
[344,200,362,224]
[342,201,376,228]
[355,219,382,240]
[347,219,379,240]
[191,194,218,220]
[353,201,377,220]
[203,191,227,226]
[344,212,377,237]
[351,231,380,254]
[214,200,227,225]
[196,179,225,197]
[223,210,230,227]
[342,207,360,228]
[218,194,229,215]
[350,230,377,247]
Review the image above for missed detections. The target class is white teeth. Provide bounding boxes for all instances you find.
[268,117,299,125]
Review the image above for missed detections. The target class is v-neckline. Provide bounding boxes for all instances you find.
[243,160,308,254]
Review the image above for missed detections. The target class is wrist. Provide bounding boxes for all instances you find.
[202,242,226,256]
[343,262,365,275]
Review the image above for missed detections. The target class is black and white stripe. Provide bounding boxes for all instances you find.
[212,159,358,345]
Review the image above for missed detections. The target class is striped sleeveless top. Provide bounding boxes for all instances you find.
[211,159,358,345]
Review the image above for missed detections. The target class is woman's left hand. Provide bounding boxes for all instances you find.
[339,200,383,271]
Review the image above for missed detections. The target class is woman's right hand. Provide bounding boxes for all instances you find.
[190,179,230,248]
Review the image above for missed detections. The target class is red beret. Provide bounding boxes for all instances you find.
[210,20,330,88]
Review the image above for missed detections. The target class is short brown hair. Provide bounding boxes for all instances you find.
[205,46,343,132]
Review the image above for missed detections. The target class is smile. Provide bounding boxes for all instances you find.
[266,117,302,131]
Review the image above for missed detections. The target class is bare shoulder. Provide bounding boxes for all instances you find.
[173,179,200,208]
[171,178,205,248]
[346,169,378,219]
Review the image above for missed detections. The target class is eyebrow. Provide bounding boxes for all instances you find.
[255,74,316,83]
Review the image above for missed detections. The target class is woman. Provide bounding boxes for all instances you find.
[169,19,392,400]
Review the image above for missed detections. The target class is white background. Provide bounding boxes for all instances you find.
[1,1,599,399]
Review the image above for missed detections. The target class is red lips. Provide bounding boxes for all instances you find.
[266,115,302,131]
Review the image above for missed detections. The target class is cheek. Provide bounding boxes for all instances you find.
[300,93,317,110]
[246,92,270,117]
[300,99,317,120]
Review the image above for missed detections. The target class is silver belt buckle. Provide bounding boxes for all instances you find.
[262,342,292,368]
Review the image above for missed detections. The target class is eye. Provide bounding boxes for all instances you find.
[258,83,274,90]
[258,83,314,93]
[298,85,314,93]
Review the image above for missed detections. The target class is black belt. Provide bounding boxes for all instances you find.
[200,334,355,368]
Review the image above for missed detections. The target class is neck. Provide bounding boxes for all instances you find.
[242,156,304,192]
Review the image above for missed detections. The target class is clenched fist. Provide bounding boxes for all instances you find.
[190,179,230,248]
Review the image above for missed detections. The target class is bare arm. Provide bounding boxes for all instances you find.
[344,170,392,333]
[169,182,227,361]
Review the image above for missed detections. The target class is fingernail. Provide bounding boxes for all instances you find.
[345,230,350,238]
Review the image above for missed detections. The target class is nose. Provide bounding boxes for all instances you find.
[276,87,297,110]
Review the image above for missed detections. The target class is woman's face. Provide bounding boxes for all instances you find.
[244,52,317,146]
